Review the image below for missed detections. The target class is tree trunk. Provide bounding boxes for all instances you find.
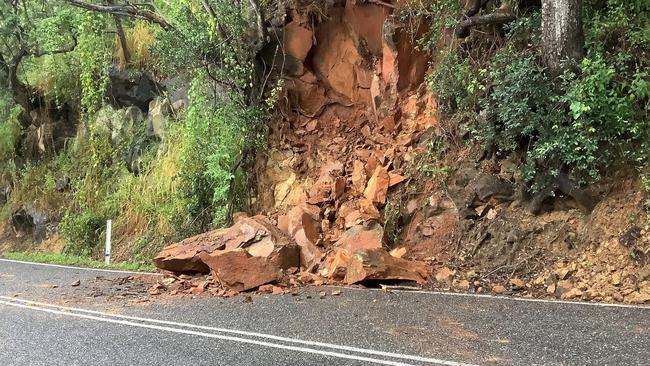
[108,0,130,65]
[541,0,585,75]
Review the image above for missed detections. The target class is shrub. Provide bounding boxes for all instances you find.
[59,211,105,255]
[0,94,20,165]
[427,51,482,116]
[178,75,265,228]
[480,49,646,190]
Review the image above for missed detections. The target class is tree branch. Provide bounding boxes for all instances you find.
[64,0,174,30]
[455,12,517,38]
[30,35,78,57]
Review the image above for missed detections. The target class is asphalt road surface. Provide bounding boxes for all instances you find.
[0,258,649,366]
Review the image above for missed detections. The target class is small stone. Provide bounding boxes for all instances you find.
[71,280,81,287]
[546,283,556,294]
[510,278,525,289]
[492,285,507,294]
[434,267,455,283]
[560,288,583,300]
[453,279,470,290]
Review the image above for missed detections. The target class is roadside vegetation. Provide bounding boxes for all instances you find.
[424,0,649,193]
[2,251,155,272]
[0,0,272,261]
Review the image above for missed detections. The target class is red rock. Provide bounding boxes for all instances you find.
[153,216,298,274]
[381,114,397,132]
[284,18,313,63]
[278,203,324,270]
[351,160,368,193]
[152,228,228,273]
[364,166,390,204]
[232,211,250,223]
[307,161,344,204]
[222,216,288,251]
[320,248,353,280]
[198,249,282,292]
[344,248,430,285]
[359,198,380,218]
[307,181,332,204]
[289,72,327,117]
[365,155,379,176]
[388,173,407,187]
[333,176,346,199]
[334,220,384,253]
[343,210,363,228]
[389,247,407,258]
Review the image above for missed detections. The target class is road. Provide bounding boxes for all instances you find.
[0,258,648,366]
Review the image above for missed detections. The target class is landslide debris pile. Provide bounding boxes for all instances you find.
[153,215,429,295]
[152,1,436,294]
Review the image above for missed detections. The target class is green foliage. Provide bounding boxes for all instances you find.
[2,251,154,272]
[556,56,644,177]
[396,0,461,51]
[425,1,650,192]
[584,0,650,51]
[152,0,254,91]
[0,92,20,164]
[78,12,111,114]
[480,48,645,189]
[179,75,265,228]
[427,51,482,116]
[481,50,552,154]
[59,211,105,255]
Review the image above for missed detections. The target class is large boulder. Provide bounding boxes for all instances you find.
[153,216,300,274]
[146,97,173,139]
[152,229,229,273]
[344,248,430,285]
[10,206,49,243]
[198,249,282,292]
[107,68,160,112]
[277,203,324,270]
[320,247,430,285]
[334,220,384,253]
[93,105,145,144]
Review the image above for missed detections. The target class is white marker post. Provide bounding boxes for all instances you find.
[104,220,112,265]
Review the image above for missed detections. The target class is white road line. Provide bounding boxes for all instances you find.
[0,296,476,366]
[0,258,160,275]
[6,256,643,310]
[0,300,475,366]
[328,286,650,310]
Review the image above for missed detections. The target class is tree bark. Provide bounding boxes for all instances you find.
[541,0,585,75]
[107,0,130,65]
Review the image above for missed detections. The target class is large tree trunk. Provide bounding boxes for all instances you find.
[541,0,585,75]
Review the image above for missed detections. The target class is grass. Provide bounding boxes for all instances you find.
[2,251,156,272]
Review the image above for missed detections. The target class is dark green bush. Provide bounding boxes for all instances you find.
[60,212,105,255]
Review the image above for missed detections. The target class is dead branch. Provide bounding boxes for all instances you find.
[64,0,174,30]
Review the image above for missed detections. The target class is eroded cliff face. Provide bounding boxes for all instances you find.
[257,1,439,249]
